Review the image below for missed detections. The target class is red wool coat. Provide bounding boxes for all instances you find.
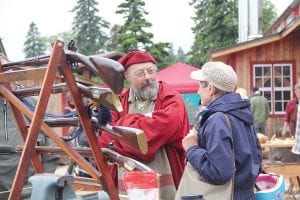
[98,81,189,188]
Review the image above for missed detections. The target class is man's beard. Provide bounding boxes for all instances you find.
[132,80,159,101]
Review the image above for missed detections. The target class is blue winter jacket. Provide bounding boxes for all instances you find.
[187,93,262,199]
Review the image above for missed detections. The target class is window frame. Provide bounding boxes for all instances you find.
[250,60,296,116]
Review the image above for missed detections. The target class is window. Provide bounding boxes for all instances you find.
[253,63,293,115]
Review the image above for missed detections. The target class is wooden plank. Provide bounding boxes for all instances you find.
[260,140,294,148]
[0,67,46,83]
[263,163,300,178]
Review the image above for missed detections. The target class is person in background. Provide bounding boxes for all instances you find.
[235,87,248,99]
[282,82,300,138]
[181,61,262,199]
[250,87,270,135]
[282,82,300,162]
[98,50,190,199]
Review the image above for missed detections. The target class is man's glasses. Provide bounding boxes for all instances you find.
[132,68,157,78]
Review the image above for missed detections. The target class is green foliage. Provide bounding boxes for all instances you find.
[72,0,110,55]
[106,24,121,51]
[115,0,172,68]
[188,0,276,67]
[45,31,75,53]
[188,0,238,67]
[23,22,47,58]
[262,0,277,32]
[145,42,171,69]
[176,47,189,63]
[115,0,154,52]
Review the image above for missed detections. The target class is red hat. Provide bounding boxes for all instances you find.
[118,51,157,70]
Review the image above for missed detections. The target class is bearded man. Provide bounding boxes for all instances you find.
[98,50,189,199]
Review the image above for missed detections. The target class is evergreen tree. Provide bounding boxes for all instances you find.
[106,24,121,51]
[145,42,171,69]
[23,22,47,58]
[72,0,110,55]
[189,0,276,67]
[164,44,177,65]
[115,0,172,68]
[176,47,188,63]
[46,31,74,53]
[262,0,277,32]
[189,0,238,67]
[115,0,154,52]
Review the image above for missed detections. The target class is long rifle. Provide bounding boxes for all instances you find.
[43,117,148,155]
[2,51,125,95]
[10,82,122,112]
[15,146,151,172]
[1,55,50,68]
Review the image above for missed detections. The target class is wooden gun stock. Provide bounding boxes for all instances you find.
[43,117,148,154]
[65,51,124,95]
[76,83,122,112]
[89,56,124,95]
[101,125,148,155]
[102,148,152,171]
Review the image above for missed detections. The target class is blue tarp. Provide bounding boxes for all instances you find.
[181,93,200,123]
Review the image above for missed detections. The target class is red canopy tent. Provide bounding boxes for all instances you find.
[157,62,200,123]
[157,62,199,93]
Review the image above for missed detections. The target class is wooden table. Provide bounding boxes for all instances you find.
[260,139,294,148]
[263,162,300,178]
[261,139,300,190]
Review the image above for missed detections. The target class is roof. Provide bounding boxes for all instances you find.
[265,0,300,34]
[210,16,300,60]
[156,62,199,93]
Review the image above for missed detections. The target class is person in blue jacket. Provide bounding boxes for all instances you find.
[182,62,262,200]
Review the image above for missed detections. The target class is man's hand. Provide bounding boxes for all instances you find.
[182,129,198,151]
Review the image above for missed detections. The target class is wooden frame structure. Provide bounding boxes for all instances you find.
[0,40,120,200]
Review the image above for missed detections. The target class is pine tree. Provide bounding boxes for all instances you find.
[145,42,171,69]
[164,44,177,65]
[115,0,154,52]
[262,0,277,32]
[115,0,172,68]
[72,0,110,55]
[189,0,276,67]
[106,24,121,51]
[46,31,74,53]
[176,47,188,63]
[189,0,238,67]
[23,22,47,58]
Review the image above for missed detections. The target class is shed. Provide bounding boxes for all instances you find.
[209,0,300,136]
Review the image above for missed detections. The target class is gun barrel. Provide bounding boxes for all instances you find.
[2,55,50,68]
[15,146,151,172]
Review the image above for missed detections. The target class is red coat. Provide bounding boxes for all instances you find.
[98,81,189,188]
[284,97,298,136]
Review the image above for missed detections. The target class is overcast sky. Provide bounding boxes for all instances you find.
[0,0,293,61]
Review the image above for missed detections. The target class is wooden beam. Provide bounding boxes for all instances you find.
[0,67,46,83]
